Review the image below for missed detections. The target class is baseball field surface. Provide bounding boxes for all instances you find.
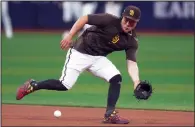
[2,31,194,126]
[2,104,194,126]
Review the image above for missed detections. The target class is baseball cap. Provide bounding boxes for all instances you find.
[122,5,141,22]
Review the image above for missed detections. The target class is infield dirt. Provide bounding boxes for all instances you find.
[2,104,194,126]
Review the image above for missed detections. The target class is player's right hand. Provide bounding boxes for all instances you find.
[60,33,73,50]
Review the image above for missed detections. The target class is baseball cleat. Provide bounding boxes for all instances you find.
[16,79,36,100]
[102,110,129,124]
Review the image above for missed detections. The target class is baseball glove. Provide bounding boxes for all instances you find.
[134,80,153,100]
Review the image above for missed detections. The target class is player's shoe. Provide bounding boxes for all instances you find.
[16,79,36,100]
[102,110,129,124]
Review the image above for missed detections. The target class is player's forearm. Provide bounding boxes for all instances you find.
[69,15,88,37]
[127,60,140,89]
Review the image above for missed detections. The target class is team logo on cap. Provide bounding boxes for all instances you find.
[129,10,134,16]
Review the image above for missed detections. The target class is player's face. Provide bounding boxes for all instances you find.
[121,17,137,33]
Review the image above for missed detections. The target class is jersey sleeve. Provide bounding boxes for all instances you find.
[125,33,139,62]
[125,45,138,62]
[125,30,139,61]
[87,13,116,27]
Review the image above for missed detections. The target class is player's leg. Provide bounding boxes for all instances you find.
[88,56,129,124]
[16,48,92,100]
[18,67,80,92]
[88,57,121,113]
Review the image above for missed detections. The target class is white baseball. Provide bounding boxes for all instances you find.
[54,110,61,118]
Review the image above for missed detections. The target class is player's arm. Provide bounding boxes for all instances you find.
[68,15,88,38]
[127,60,140,89]
[125,41,140,89]
[61,13,115,49]
[60,15,88,49]
[68,13,115,38]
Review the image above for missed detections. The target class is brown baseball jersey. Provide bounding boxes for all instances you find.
[72,13,138,62]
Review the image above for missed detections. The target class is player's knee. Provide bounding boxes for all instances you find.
[60,81,72,90]
[109,74,122,84]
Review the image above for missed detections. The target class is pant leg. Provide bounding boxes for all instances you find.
[59,48,93,89]
[88,56,121,114]
[88,56,120,82]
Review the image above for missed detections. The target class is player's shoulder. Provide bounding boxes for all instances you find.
[127,29,139,45]
[128,29,137,37]
[105,13,120,18]
[104,13,120,21]
[104,13,122,27]
[132,29,138,40]
[88,13,119,23]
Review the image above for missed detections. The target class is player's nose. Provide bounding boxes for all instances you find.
[126,21,130,25]
[126,21,132,27]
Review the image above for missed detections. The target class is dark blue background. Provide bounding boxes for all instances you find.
[2,1,195,31]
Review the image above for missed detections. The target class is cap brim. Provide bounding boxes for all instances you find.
[124,15,139,22]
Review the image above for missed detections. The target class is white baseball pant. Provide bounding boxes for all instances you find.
[59,48,120,89]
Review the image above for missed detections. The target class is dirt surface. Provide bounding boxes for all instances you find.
[2,104,194,126]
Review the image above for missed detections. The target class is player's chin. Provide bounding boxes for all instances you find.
[123,29,132,33]
[123,27,133,33]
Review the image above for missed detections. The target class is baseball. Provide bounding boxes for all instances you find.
[54,110,61,118]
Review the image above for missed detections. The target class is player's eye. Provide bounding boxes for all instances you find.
[124,17,136,27]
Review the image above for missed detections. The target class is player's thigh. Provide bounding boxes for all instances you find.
[88,57,120,82]
[59,68,80,89]
[63,48,92,72]
[59,48,93,89]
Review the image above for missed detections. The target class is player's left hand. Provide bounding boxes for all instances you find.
[133,80,153,100]
[60,33,73,50]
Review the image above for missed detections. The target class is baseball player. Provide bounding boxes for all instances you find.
[16,5,152,124]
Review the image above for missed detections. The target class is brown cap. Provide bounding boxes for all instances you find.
[122,5,141,22]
